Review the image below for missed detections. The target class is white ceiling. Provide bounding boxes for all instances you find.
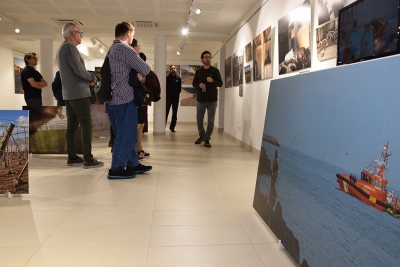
[0,0,260,60]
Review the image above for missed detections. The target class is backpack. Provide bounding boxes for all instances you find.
[97,56,112,102]
[51,71,63,100]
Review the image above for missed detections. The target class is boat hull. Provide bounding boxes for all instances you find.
[336,173,399,215]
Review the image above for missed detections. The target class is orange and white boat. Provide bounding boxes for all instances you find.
[336,140,400,219]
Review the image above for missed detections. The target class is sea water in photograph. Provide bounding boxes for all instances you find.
[256,141,400,267]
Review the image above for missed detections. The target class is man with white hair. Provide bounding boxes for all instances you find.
[56,23,104,169]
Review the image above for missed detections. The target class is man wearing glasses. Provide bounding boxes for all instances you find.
[192,51,223,148]
[20,52,48,106]
[166,65,182,132]
[56,23,104,169]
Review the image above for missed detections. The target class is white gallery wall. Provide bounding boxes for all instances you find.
[223,0,357,150]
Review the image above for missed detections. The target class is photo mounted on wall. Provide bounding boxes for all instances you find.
[224,56,232,88]
[316,19,338,61]
[318,0,344,26]
[253,26,273,81]
[232,50,243,87]
[244,65,252,83]
[278,0,311,75]
[245,42,252,62]
[180,65,200,106]
[0,110,29,194]
[14,57,24,94]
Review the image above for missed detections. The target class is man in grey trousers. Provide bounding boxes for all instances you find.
[192,51,223,148]
[56,23,104,168]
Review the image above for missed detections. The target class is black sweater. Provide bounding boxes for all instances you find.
[192,66,223,102]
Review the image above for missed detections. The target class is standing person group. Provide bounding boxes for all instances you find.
[20,52,48,106]
[105,22,152,179]
[166,65,182,132]
[56,23,104,169]
[192,51,223,148]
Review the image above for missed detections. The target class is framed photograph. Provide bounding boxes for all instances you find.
[232,50,244,87]
[244,65,252,83]
[318,0,344,26]
[278,0,311,75]
[245,42,252,62]
[253,26,273,81]
[0,110,29,194]
[14,57,24,94]
[224,56,232,88]
[180,65,200,106]
[316,19,338,62]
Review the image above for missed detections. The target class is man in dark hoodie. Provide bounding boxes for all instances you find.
[165,65,182,132]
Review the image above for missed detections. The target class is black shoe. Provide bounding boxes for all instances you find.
[127,163,152,174]
[204,140,211,148]
[170,128,175,132]
[83,159,104,169]
[195,136,204,144]
[107,168,136,179]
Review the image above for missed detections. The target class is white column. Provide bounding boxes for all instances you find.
[216,45,225,132]
[153,35,167,135]
[39,39,54,106]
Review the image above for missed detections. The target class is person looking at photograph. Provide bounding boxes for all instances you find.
[56,23,103,169]
[21,52,48,106]
[105,22,152,179]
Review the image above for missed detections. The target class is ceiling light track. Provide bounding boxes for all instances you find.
[0,10,22,33]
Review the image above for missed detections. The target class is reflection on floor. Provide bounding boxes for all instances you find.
[0,123,296,267]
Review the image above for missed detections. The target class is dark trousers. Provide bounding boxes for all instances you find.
[166,98,179,130]
[25,98,42,106]
[65,97,93,162]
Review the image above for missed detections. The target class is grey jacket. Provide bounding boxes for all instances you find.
[56,41,95,100]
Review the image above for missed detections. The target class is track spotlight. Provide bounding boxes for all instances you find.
[190,5,201,15]
[177,47,183,55]
[187,18,197,28]
[0,16,2,21]
[181,27,188,35]
[98,44,104,53]
[90,37,97,45]
[14,23,20,33]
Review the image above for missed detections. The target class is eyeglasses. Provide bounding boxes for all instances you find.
[74,31,83,37]
[171,67,176,69]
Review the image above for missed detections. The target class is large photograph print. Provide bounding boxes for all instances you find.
[253,57,400,267]
[232,50,243,87]
[253,26,272,81]
[318,0,344,25]
[180,65,200,106]
[0,110,29,194]
[278,0,311,74]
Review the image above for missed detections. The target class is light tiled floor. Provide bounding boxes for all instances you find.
[0,123,296,267]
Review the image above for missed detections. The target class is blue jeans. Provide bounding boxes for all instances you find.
[65,98,93,162]
[106,101,139,170]
[196,101,217,141]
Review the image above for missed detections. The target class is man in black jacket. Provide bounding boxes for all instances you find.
[166,65,182,132]
[192,51,223,147]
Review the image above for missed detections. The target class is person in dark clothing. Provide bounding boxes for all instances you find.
[192,51,223,148]
[21,52,48,106]
[166,65,182,132]
[51,71,66,106]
